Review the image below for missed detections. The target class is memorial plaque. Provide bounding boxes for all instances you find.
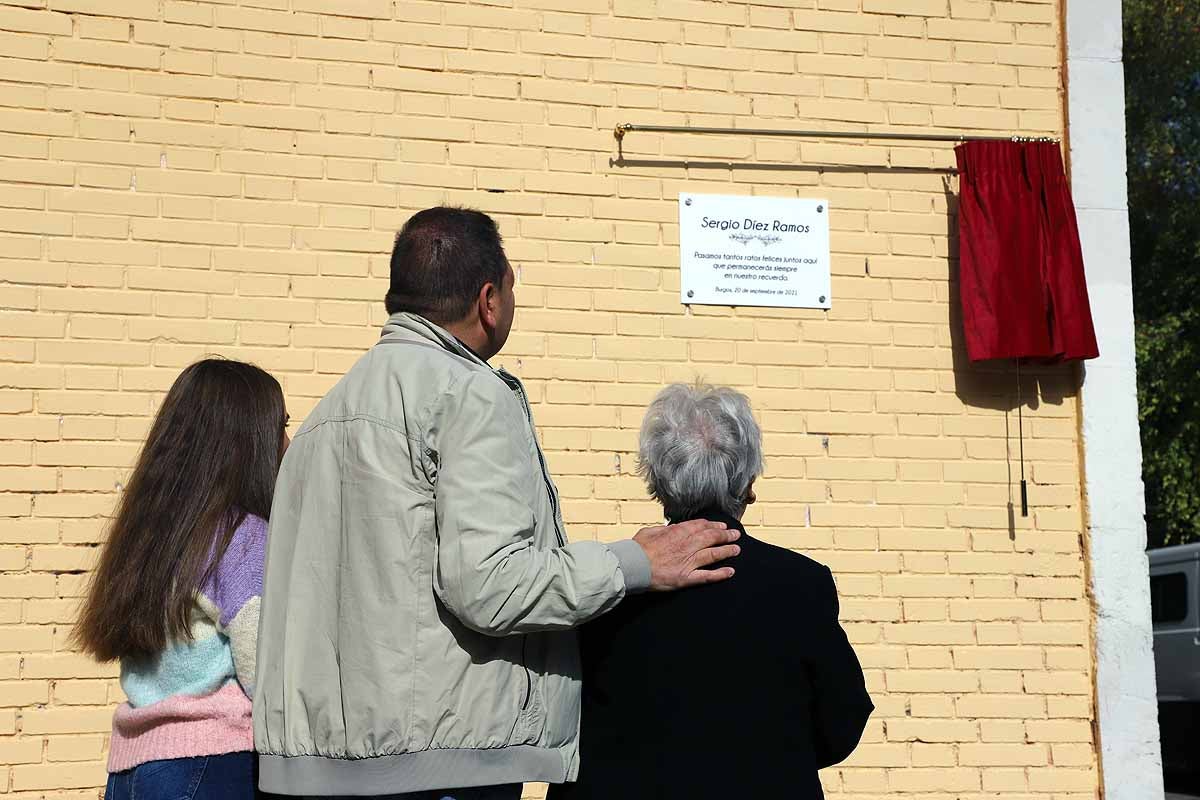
[678,193,832,309]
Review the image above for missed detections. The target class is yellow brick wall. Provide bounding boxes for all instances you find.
[0,0,1098,797]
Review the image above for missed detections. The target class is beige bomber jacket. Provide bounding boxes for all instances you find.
[253,313,651,795]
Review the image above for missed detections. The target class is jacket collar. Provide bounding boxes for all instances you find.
[380,312,491,370]
[670,507,747,535]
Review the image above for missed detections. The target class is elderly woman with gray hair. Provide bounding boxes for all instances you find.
[548,383,873,800]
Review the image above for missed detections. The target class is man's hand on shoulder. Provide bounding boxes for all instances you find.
[633,520,741,591]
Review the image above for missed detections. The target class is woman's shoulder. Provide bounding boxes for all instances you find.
[208,514,267,584]
[235,512,268,538]
[203,513,268,623]
[740,532,834,586]
[225,513,268,557]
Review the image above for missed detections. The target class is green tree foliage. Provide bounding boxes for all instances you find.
[1124,0,1200,547]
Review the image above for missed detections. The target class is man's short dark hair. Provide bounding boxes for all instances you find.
[385,207,508,325]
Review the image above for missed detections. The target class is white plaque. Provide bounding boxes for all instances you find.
[678,193,832,309]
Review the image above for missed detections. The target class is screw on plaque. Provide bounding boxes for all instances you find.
[686,290,694,298]
[684,197,692,206]
[817,205,824,213]
[819,295,826,303]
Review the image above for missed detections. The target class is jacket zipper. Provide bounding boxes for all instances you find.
[501,371,566,547]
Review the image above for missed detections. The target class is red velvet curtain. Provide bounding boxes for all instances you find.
[955,140,1099,363]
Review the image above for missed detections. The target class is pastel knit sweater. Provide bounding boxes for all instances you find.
[107,514,265,773]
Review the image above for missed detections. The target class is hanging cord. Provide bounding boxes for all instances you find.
[1016,359,1029,517]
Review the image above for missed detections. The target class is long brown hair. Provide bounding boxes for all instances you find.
[74,359,286,662]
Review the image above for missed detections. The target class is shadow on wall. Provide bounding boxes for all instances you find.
[609,156,961,176]
[942,181,1085,538]
[608,149,960,175]
[943,182,1082,414]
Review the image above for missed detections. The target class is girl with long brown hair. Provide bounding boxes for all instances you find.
[74,358,288,800]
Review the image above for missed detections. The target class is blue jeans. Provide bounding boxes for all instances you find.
[106,752,257,800]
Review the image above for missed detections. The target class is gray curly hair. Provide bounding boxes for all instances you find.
[637,383,764,522]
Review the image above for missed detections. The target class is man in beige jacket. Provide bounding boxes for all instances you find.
[254,207,740,799]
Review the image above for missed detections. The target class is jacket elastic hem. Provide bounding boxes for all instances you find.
[607,539,651,593]
[258,745,566,795]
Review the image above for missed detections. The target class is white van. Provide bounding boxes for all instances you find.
[1150,542,1200,775]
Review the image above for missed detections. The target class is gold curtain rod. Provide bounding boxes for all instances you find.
[613,123,1059,144]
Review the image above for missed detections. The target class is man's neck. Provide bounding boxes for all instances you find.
[440,319,492,362]
[454,335,487,363]
[670,507,746,531]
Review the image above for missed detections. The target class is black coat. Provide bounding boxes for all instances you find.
[548,510,873,800]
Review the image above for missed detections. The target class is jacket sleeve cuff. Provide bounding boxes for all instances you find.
[608,539,652,594]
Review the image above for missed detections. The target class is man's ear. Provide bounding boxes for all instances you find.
[477,280,499,331]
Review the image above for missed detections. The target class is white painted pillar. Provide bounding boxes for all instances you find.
[1067,1,1165,798]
